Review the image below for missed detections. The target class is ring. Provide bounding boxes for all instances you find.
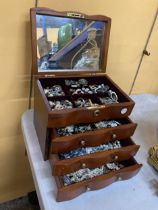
[108,90,118,102]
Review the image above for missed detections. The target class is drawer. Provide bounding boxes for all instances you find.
[37,75,135,128]
[50,118,137,154]
[50,138,140,176]
[48,102,134,128]
[54,158,142,202]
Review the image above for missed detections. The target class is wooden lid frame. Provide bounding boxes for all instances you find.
[30,7,111,76]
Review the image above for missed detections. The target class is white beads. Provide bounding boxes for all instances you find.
[63,162,124,186]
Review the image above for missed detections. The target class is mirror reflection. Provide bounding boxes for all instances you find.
[36,14,106,71]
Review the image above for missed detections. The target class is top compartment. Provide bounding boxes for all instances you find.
[35,74,135,128]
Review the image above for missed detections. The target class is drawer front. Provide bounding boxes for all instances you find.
[50,144,140,176]
[55,159,142,202]
[50,122,137,154]
[48,102,134,128]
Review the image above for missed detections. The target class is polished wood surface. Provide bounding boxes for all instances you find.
[34,80,50,160]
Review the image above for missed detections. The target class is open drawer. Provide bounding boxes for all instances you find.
[50,117,137,154]
[50,138,140,176]
[54,157,142,202]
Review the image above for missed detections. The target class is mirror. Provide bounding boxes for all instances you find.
[36,14,106,72]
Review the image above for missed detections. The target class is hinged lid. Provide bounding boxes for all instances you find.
[30,7,111,76]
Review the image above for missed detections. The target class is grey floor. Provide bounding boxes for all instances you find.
[0,196,40,210]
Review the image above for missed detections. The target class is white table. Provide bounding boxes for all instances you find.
[21,94,158,210]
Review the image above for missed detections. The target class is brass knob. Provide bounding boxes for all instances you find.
[114,155,119,160]
[82,163,87,168]
[81,140,86,146]
[94,109,100,117]
[112,133,117,139]
[86,187,91,191]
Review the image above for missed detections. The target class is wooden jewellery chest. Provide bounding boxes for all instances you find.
[30,7,142,202]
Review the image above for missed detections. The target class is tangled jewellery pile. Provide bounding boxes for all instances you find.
[63,162,124,186]
[65,78,118,104]
[57,120,121,136]
[44,79,118,110]
[49,100,73,110]
[74,98,98,107]
[44,85,65,97]
[59,140,122,160]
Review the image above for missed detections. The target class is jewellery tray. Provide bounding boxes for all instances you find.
[30,7,142,201]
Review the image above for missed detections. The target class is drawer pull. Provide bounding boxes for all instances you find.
[121,108,128,114]
[81,140,86,146]
[117,176,122,181]
[86,187,91,191]
[94,109,100,117]
[114,155,119,160]
[112,133,117,139]
[82,163,87,168]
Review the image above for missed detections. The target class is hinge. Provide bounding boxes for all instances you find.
[44,74,55,78]
[67,12,84,19]
[91,73,97,76]
[82,72,98,77]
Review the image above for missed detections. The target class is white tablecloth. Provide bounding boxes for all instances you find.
[21,94,158,210]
